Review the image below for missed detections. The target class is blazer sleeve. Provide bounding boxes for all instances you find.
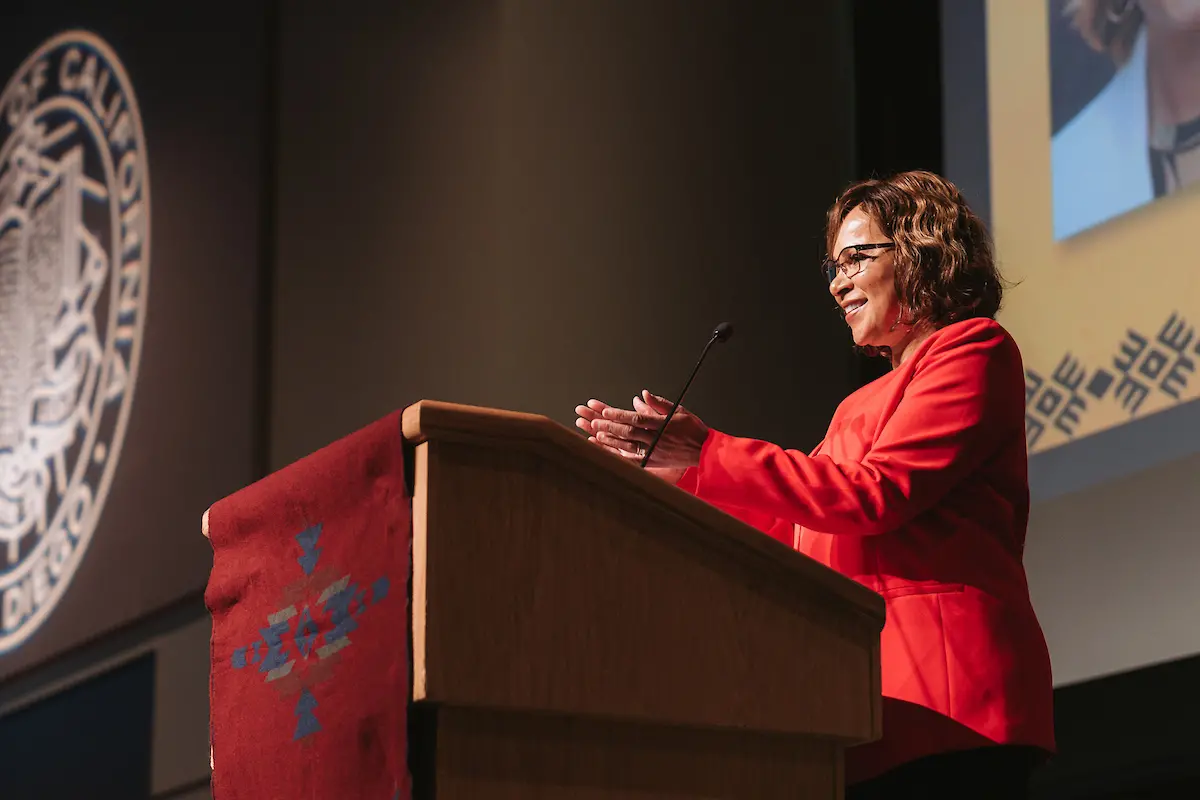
[675,467,795,546]
[684,321,1023,536]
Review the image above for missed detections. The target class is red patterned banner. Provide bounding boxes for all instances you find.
[206,412,411,800]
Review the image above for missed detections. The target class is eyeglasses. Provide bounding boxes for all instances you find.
[821,242,894,284]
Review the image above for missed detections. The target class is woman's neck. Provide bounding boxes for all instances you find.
[1146,23,1200,127]
[889,325,934,369]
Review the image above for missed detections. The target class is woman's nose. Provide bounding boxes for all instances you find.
[828,269,850,297]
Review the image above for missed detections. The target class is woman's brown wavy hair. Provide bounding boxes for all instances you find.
[823,170,1004,357]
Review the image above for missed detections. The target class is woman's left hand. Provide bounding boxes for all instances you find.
[574,390,709,469]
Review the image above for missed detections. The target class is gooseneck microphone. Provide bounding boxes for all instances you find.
[640,322,734,468]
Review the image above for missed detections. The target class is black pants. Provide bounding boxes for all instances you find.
[845,745,1043,800]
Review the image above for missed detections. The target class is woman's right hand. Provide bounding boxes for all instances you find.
[574,396,687,484]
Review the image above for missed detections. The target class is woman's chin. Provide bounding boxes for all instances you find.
[849,324,875,348]
[852,330,889,350]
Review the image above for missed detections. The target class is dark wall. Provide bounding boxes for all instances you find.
[851,0,944,179]
[0,652,155,799]
[850,0,945,386]
[1031,652,1200,799]
[271,0,860,468]
[0,2,268,682]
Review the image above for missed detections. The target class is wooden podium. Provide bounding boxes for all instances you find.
[399,401,884,798]
[206,400,884,798]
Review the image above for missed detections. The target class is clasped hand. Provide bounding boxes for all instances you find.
[574,389,709,471]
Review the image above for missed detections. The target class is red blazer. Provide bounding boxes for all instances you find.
[676,317,1055,783]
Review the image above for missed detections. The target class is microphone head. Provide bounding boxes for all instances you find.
[712,322,734,342]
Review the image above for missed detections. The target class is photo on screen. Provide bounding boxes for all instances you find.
[1050,0,1200,240]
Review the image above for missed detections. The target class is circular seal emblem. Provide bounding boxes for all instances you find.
[0,31,150,652]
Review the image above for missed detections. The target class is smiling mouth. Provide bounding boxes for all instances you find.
[843,300,866,318]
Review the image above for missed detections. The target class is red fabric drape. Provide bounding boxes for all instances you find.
[206,411,412,800]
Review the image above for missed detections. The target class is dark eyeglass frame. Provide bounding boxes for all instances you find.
[821,242,894,284]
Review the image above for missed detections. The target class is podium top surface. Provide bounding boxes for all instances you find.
[402,399,885,627]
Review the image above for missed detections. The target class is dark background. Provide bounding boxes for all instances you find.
[0,653,155,799]
[0,1,1196,798]
[269,0,861,469]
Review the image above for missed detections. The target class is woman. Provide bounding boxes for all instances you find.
[1053,0,1200,239]
[575,171,1056,798]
